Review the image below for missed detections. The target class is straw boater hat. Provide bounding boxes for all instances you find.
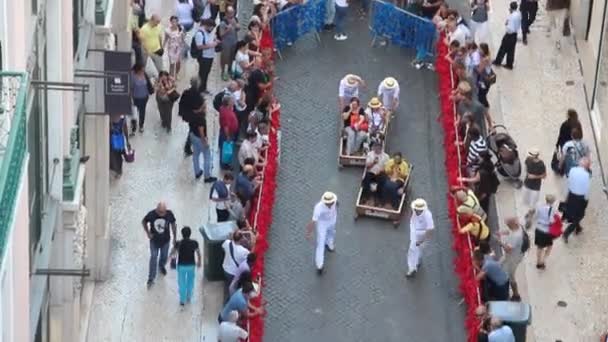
[528,147,540,157]
[383,77,397,89]
[321,191,337,204]
[411,198,427,211]
[368,97,383,109]
[345,74,359,85]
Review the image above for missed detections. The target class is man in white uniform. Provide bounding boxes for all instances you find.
[377,77,400,113]
[306,192,338,274]
[406,198,434,277]
[338,74,365,110]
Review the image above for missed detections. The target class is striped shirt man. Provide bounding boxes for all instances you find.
[467,136,487,165]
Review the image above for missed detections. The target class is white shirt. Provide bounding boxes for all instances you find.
[535,204,555,233]
[218,321,249,342]
[377,82,400,109]
[410,209,434,242]
[450,25,468,45]
[312,200,338,228]
[222,240,249,275]
[488,325,515,342]
[231,88,246,112]
[506,11,522,34]
[234,50,249,75]
[175,1,194,25]
[238,139,259,167]
[366,151,389,175]
[335,0,348,7]
[194,29,216,59]
[567,166,591,199]
[338,78,359,99]
[211,183,231,210]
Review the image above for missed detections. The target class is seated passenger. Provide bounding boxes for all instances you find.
[383,152,410,209]
[341,97,368,155]
[366,97,387,136]
[362,142,389,204]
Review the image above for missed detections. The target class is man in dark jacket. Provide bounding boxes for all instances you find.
[179,77,205,156]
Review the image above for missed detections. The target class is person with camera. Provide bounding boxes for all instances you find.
[193,18,221,94]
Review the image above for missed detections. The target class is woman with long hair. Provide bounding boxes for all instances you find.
[155,71,178,132]
[164,16,185,77]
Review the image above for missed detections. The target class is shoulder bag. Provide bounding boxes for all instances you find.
[228,241,239,268]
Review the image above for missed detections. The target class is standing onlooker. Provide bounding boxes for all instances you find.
[333,0,349,41]
[473,250,510,301]
[520,0,538,44]
[219,95,239,170]
[466,126,487,175]
[221,231,249,291]
[498,217,525,301]
[476,43,493,108]
[142,202,177,288]
[171,226,201,305]
[210,173,234,222]
[553,109,582,174]
[455,84,493,130]
[458,151,500,213]
[228,253,257,295]
[164,16,185,78]
[138,14,165,76]
[179,77,205,156]
[155,71,178,132]
[493,2,521,70]
[109,114,130,177]
[324,0,336,31]
[232,40,253,80]
[131,63,152,133]
[238,131,264,170]
[534,194,557,269]
[470,0,490,44]
[560,127,590,176]
[562,157,591,242]
[245,58,272,115]
[306,192,339,274]
[218,282,263,322]
[377,77,400,113]
[406,199,434,278]
[522,148,546,228]
[488,317,516,341]
[188,96,216,182]
[234,165,259,214]
[465,42,481,78]
[194,19,221,94]
[218,311,249,341]
[176,0,195,32]
[219,6,240,81]
[546,0,570,50]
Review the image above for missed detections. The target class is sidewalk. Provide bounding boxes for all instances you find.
[83,1,225,341]
[486,1,608,340]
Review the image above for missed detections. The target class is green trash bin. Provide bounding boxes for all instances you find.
[199,221,237,281]
[488,301,532,342]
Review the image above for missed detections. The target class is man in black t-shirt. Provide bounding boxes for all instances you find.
[522,149,546,228]
[187,95,217,183]
[179,77,205,156]
[142,202,177,288]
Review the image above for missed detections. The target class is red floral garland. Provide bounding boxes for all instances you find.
[246,29,280,342]
[435,35,481,341]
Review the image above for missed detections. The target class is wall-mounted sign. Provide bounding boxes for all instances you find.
[103,51,132,115]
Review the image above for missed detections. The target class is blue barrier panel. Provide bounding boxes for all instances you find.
[369,0,436,55]
[271,0,326,51]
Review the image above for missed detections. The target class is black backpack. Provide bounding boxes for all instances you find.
[190,30,204,59]
[213,89,228,111]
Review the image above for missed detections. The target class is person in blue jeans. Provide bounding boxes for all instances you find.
[142,202,177,288]
[171,226,201,305]
[333,0,349,41]
[188,101,217,183]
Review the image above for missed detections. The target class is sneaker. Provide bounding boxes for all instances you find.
[334,34,341,40]
[325,244,335,252]
[287,41,293,47]
[146,280,154,289]
[405,270,416,278]
[204,176,217,183]
[316,267,324,275]
[139,127,144,133]
[414,62,423,70]
[338,34,348,41]
[195,171,204,180]
[221,73,229,81]
[159,266,167,276]
[425,63,435,71]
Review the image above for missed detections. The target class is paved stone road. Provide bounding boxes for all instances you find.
[263,11,466,342]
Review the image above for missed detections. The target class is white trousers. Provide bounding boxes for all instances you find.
[470,20,490,45]
[407,231,425,272]
[315,224,336,269]
[547,9,567,46]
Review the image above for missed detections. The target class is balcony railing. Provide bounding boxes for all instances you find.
[0,72,29,263]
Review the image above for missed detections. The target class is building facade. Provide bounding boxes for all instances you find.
[570,0,608,182]
[0,0,129,341]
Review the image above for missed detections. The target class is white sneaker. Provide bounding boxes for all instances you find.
[425,63,435,71]
[414,62,423,70]
[405,269,416,278]
[336,34,348,41]
[334,34,341,40]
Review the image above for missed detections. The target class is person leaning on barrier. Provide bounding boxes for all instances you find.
[383,152,410,209]
[451,186,487,221]
[458,207,490,245]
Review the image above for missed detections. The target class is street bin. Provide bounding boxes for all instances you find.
[488,301,532,342]
[199,221,237,281]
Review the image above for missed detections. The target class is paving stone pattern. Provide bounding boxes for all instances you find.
[263,12,466,342]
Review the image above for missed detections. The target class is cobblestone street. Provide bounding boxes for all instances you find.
[263,14,466,342]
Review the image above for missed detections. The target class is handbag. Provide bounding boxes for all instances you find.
[549,214,563,238]
[155,48,164,56]
[551,148,563,175]
[563,15,571,37]
[483,68,497,86]
[168,90,180,102]
[222,140,234,165]
[123,137,135,163]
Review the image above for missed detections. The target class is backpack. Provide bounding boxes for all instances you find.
[213,89,228,111]
[521,229,530,254]
[563,142,588,176]
[110,119,126,151]
[190,30,204,59]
